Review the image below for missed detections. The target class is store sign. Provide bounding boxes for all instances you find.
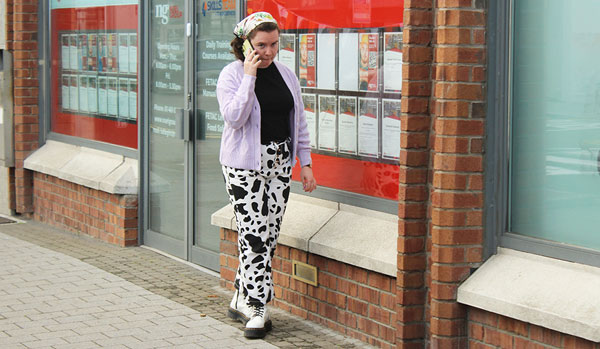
[51,0,138,9]
[155,4,183,25]
[201,0,236,16]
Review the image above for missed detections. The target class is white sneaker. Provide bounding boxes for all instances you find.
[244,303,272,339]
[227,289,253,324]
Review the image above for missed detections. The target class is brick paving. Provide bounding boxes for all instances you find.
[0,219,371,348]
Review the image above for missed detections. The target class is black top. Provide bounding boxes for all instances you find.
[255,63,294,144]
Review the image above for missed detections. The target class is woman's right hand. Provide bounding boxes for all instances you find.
[244,49,261,76]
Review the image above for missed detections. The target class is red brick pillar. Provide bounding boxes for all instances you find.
[428,1,486,347]
[8,0,39,215]
[397,1,434,348]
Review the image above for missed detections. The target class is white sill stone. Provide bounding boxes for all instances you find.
[24,140,138,195]
[211,193,398,277]
[457,247,600,342]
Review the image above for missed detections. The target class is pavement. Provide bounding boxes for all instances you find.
[0,218,371,348]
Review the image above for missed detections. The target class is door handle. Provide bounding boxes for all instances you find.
[175,108,193,141]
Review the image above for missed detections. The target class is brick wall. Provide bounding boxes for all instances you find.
[398,0,434,347]
[7,0,39,215]
[220,228,397,348]
[33,172,138,246]
[428,0,487,347]
[468,308,600,349]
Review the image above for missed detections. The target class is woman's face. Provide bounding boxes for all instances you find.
[250,30,279,68]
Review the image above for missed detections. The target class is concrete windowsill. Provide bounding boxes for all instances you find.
[457,247,600,342]
[24,140,138,195]
[211,193,398,277]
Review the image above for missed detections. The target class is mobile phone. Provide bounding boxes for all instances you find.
[242,39,254,57]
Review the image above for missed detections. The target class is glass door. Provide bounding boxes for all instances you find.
[145,0,191,259]
[190,1,239,270]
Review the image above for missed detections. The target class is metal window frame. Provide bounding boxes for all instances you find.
[40,1,139,159]
[486,0,600,267]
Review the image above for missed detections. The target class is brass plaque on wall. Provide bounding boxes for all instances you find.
[292,260,318,286]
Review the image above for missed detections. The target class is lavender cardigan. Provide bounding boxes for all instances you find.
[216,60,312,171]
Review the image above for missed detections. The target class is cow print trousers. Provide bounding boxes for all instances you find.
[222,140,292,306]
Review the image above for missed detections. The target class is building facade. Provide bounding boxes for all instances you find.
[1,0,599,348]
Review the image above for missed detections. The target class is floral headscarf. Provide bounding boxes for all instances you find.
[233,12,278,38]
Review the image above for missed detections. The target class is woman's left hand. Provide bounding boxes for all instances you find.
[300,166,317,192]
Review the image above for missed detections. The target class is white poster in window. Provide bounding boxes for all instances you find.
[129,79,137,120]
[98,34,107,72]
[317,33,335,90]
[302,94,317,148]
[107,77,118,116]
[358,97,379,158]
[69,75,79,111]
[338,33,358,91]
[384,32,403,93]
[61,35,70,70]
[338,96,357,155]
[88,76,98,114]
[118,33,129,74]
[382,99,401,160]
[79,75,89,113]
[118,78,129,117]
[61,75,70,111]
[318,95,337,152]
[128,33,137,74]
[69,34,78,70]
[278,34,296,73]
[98,77,108,115]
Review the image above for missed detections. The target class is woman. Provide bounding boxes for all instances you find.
[216,12,317,339]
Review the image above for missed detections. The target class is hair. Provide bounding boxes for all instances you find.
[230,22,280,61]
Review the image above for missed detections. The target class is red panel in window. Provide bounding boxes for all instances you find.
[50,5,138,149]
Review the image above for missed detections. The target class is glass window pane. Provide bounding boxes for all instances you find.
[245,1,403,202]
[50,1,139,148]
[510,0,600,250]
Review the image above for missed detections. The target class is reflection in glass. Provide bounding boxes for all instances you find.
[510,0,600,250]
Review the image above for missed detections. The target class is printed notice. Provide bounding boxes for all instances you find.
[98,34,107,72]
[88,76,98,114]
[302,94,317,148]
[129,79,137,120]
[107,77,118,116]
[338,96,358,155]
[98,77,108,115]
[79,75,89,113]
[87,34,98,71]
[69,75,79,111]
[382,99,401,160]
[78,34,88,71]
[61,75,70,111]
[69,34,78,70]
[61,35,70,70]
[339,33,359,91]
[278,34,296,73]
[108,34,118,72]
[118,78,129,118]
[129,33,137,74]
[118,33,129,73]
[359,33,379,92]
[358,97,379,158]
[384,32,403,92]
[299,34,316,88]
[317,33,335,90]
[318,95,337,152]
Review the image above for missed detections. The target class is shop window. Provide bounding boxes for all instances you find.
[247,0,403,204]
[491,0,600,262]
[50,1,139,149]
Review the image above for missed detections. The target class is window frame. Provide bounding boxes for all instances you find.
[486,0,600,267]
[39,1,139,159]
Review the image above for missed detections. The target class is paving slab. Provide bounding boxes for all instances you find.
[0,220,372,348]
